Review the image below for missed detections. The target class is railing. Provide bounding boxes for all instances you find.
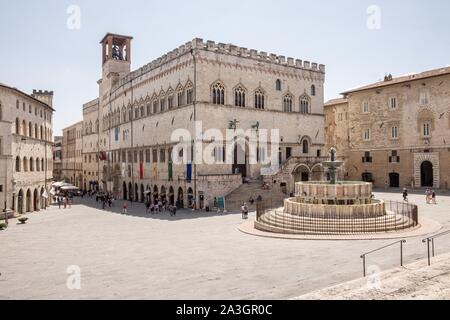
[422,229,450,266]
[360,240,407,277]
[255,200,418,235]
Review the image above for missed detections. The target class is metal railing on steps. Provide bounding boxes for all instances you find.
[360,240,406,277]
[422,229,450,266]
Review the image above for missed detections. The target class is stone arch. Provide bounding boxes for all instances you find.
[140,184,144,203]
[122,181,127,200]
[177,187,184,208]
[292,163,311,183]
[17,189,24,214]
[128,182,133,201]
[33,188,39,211]
[413,153,440,188]
[26,189,31,212]
[168,186,175,205]
[160,186,167,203]
[187,187,194,207]
[311,163,325,181]
[134,183,139,202]
[211,80,225,105]
[153,185,159,202]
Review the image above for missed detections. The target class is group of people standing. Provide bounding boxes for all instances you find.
[425,188,437,204]
[56,195,72,209]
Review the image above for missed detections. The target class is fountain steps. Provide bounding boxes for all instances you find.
[256,210,415,234]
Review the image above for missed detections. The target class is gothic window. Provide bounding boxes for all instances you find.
[36,158,40,171]
[283,94,293,112]
[300,94,310,114]
[254,88,265,109]
[128,106,133,121]
[28,122,32,137]
[40,125,43,139]
[160,97,166,112]
[168,95,174,110]
[177,86,185,106]
[15,118,20,134]
[212,82,225,105]
[146,103,151,116]
[153,100,158,114]
[30,157,34,171]
[302,140,309,154]
[234,85,246,107]
[35,124,38,138]
[121,107,126,123]
[186,81,193,105]
[311,85,316,96]
[41,159,44,171]
[134,105,139,119]
[140,105,145,117]
[276,79,282,91]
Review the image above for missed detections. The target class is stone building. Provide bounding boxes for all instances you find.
[53,136,63,181]
[61,121,83,187]
[77,33,326,207]
[81,98,100,191]
[0,84,54,216]
[327,67,450,189]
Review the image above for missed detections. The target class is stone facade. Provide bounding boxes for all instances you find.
[53,136,62,181]
[326,67,450,189]
[0,84,54,216]
[72,33,326,208]
[61,121,83,187]
[81,99,100,191]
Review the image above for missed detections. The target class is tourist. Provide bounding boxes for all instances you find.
[145,201,150,213]
[432,190,437,204]
[63,196,67,209]
[425,189,431,204]
[402,188,408,202]
[57,196,61,209]
[122,202,128,214]
[249,197,255,205]
[241,203,249,219]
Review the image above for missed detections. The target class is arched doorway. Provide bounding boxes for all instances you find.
[153,185,159,203]
[26,189,31,212]
[33,189,39,211]
[293,164,310,182]
[145,185,151,203]
[134,183,139,202]
[168,186,175,205]
[421,161,434,187]
[160,186,167,204]
[177,187,184,208]
[40,188,45,208]
[128,182,133,201]
[232,139,247,177]
[140,184,144,203]
[311,164,325,181]
[17,189,23,214]
[122,182,127,200]
[187,187,194,207]
[389,172,400,188]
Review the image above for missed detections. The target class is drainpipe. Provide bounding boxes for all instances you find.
[190,49,198,209]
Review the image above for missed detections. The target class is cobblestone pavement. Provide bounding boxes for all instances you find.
[0,190,449,300]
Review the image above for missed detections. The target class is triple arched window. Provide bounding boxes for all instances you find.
[283,94,293,112]
[300,94,311,114]
[234,86,246,107]
[212,82,225,105]
[255,88,265,109]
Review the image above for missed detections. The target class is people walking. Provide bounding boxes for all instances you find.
[241,202,249,219]
[432,190,437,204]
[122,202,128,214]
[402,188,408,202]
[57,196,61,209]
[425,188,431,204]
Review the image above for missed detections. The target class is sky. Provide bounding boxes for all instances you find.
[1,0,449,136]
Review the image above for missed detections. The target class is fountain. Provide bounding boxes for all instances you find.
[255,148,419,235]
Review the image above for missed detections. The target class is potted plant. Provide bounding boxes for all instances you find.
[18,217,28,224]
[0,222,7,230]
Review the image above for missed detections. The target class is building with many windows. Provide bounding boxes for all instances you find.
[53,136,63,181]
[74,33,326,207]
[325,67,450,189]
[61,121,83,187]
[0,84,54,216]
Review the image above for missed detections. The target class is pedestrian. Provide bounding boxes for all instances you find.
[425,188,431,204]
[241,202,249,219]
[249,197,255,205]
[63,196,67,209]
[68,196,72,208]
[57,196,61,209]
[402,188,408,202]
[145,201,150,213]
[432,190,437,204]
[122,202,128,214]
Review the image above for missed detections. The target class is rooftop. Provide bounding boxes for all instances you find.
[342,66,450,95]
[0,82,54,111]
[324,98,348,107]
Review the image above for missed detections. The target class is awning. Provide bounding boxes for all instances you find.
[60,186,79,191]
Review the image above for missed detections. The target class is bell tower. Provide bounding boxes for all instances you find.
[100,33,133,85]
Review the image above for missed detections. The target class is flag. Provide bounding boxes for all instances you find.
[186,163,192,182]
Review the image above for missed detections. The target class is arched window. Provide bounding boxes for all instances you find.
[23,157,28,172]
[35,124,38,138]
[40,125,43,139]
[122,107,126,123]
[212,82,225,105]
[15,156,20,172]
[146,103,151,116]
[283,94,293,112]
[276,79,282,91]
[29,122,32,137]
[177,85,185,107]
[186,82,193,105]
[16,118,20,134]
[30,157,34,171]
[41,158,44,172]
[36,158,40,172]
[22,120,27,136]
[128,105,132,120]
[140,104,145,117]
[255,88,265,109]
[234,86,246,107]
[311,85,316,96]
[303,140,309,154]
[300,94,310,114]
[0,101,2,120]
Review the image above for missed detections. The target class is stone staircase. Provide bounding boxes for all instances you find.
[225,180,287,213]
[255,210,417,234]
[293,252,450,299]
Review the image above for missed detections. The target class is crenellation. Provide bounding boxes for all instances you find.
[296,59,303,67]
[287,58,294,66]
[250,49,258,58]
[311,63,318,70]
[319,64,325,73]
[278,55,286,64]
[303,61,310,69]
